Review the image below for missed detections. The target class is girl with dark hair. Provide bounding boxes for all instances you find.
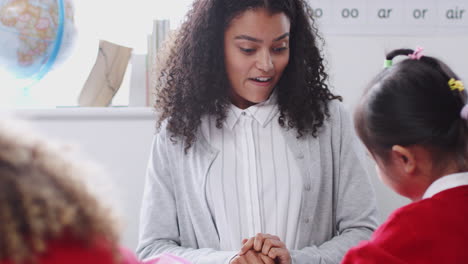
[342,48,468,263]
[137,0,378,263]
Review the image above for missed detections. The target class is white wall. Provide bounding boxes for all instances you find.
[324,35,468,110]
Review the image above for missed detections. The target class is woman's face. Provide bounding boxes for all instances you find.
[224,8,290,109]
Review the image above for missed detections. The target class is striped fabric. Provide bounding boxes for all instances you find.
[201,94,303,251]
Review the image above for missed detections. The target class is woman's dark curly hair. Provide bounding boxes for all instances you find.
[155,0,341,150]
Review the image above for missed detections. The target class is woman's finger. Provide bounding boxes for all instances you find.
[268,248,291,264]
[262,234,281,241]
[253,233,266,251]
[245,250,264,264]
[259,253,275,264]
[253,233,282,252]
[261,238,285,256]
[230,255,248,264]
[239,237,255,255]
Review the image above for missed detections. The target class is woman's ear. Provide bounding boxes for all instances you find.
[391,145,416,174]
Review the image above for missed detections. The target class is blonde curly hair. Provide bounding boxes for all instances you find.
[0,118,120,263]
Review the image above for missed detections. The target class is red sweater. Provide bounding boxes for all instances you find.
[1,238,190,264]
[341,186,468,263]
[0,238,147,264]
[1,238,116,264]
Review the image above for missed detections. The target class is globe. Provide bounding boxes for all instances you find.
[0,0,77,101]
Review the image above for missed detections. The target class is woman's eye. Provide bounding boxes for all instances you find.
[273,47,288,53]
[240,47,255,54]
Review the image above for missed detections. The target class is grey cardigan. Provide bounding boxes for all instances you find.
[137,101,378,264]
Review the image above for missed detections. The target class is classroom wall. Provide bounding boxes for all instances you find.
[324,35,468,111]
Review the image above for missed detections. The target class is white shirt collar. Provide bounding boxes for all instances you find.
[422,171,468,199]
[225,91,279,130]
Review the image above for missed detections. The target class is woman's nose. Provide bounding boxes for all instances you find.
[256,50,274,73]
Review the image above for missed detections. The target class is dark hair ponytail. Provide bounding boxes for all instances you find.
[385,49,413,60]
[355,48,468,171]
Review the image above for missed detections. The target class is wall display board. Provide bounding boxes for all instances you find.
[308,0,468,35]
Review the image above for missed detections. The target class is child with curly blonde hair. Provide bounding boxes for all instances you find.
[0,118,190,264]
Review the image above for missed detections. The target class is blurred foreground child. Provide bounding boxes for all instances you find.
[0,119,190,264]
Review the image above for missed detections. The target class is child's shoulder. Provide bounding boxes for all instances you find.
[41,236,115,264]
[375,188,468,242]
[382,196,443,226]
[375,202,423,234]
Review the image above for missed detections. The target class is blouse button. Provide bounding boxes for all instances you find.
[241,112,246,116]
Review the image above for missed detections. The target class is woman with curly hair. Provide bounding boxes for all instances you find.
[137,0,378,263]
[0,119,189,264]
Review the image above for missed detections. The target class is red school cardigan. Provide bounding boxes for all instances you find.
[1,237,117,264]
[341,186,468,264]
[0,237,191,264]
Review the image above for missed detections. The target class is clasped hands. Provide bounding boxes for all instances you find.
[230,233,291,264]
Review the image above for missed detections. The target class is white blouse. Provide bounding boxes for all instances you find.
[201,94,303,251]
[423,171,468,199]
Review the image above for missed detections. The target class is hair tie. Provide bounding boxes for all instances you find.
[408,47,424,60]
[461,105,468,120]
[448,78,465,92]
[384,59,393,68]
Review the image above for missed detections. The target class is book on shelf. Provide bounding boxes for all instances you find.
[145,19,171,107]
[128,53,147,107]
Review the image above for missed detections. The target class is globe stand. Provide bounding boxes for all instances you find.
[14,86,35,107]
